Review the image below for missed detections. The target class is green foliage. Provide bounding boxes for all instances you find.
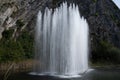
[0,40,24,62]
[17,31,34,58]
[16,19,25,29]
[93,0,97,3]
[95,12,99,16]
[2,29,14,39]
[92,41,120,64]
[0,30,34,63]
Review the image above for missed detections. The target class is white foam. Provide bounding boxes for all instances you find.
[29,72,82,78]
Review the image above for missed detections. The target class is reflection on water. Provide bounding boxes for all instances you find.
[2,69,120,80]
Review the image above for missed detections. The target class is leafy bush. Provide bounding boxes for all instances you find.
[2,29,14,39]
[91,40,120,64]
[17,30,34,58]
[0,40,24,62]
[0,30,34,63]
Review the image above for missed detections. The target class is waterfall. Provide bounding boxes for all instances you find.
[32,2,89,78]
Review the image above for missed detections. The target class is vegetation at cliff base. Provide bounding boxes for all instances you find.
[91,41,120,64]
[0,30,34,63]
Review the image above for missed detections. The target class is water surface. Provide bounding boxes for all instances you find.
[4,68,120,80]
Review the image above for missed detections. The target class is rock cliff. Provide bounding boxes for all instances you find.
[0,0,46,39]
[0,0,120,63]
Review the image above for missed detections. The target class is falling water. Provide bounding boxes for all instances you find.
[32,2,89,78]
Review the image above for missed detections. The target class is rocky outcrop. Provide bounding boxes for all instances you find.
[86,0,120,47]
[1,0,120,42]
[0,0,46,39]
[0,0,120,62]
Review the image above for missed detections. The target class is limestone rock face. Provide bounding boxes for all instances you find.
[0,0,120,55]
[0,0,46,39]
[86,0,120,48]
